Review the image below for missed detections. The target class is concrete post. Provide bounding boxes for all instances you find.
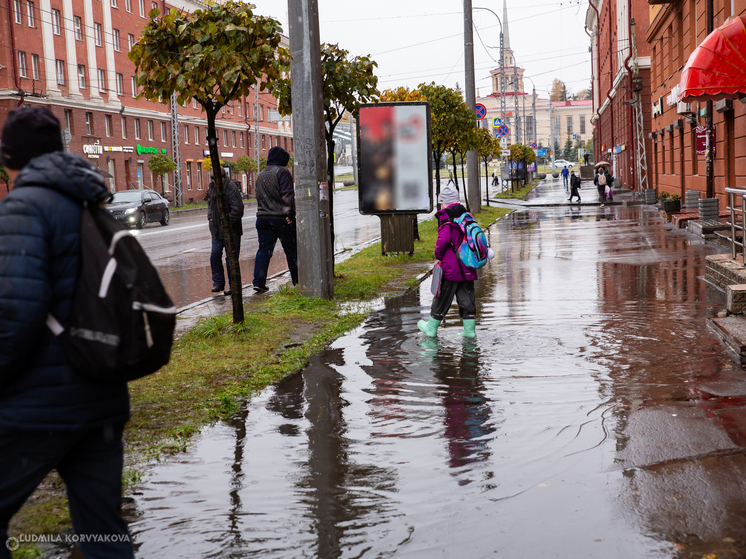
[464,0,480,212]
[288,0,333,299]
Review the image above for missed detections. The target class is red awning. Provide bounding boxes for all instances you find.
[679,16,746,102]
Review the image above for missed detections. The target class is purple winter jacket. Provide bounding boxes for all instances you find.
[434,203,479,282]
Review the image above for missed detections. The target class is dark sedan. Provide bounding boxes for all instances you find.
[105,190,171,229]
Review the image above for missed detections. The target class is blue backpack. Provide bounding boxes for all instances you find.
[450,212,490,270]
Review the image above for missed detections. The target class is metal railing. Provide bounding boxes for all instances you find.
[726,187,746,260]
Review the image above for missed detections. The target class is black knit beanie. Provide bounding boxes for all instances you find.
[0,106,63,170]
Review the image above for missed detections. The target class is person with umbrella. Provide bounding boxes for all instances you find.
[595,161,611,206]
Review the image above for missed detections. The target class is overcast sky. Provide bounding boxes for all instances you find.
[248,0,592,100]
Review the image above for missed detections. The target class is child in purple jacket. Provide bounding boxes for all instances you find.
[418,184,479,338]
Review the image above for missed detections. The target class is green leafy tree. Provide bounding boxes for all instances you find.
[585,138,594,162]
[550,78,568,102]
[277,43,378,254]
[236,155,257,174]
[476,127,501,205]
[446,103,477,211]
[147,152,177,196]
[130,0,290,323]
[507,144,536,188]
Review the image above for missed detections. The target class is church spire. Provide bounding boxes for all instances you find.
[502,0,511,52]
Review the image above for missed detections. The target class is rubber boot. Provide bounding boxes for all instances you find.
[417,317,441,337]
[459,319,477,338]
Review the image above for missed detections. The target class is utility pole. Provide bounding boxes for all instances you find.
[464,0,480,212]
[550,99,555,169]
[288,0,333,299]
[254,80,260,189]
[513,62,520,144]
[170,92,182,207]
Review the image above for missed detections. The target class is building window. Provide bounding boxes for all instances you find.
[160,122,166,142]
[13,0,21,24]
[74,16,82,40]
[138,0,144,16]
[566,116,572,136]
[239,132,243,148]
[111,0,117,7]
[116,73,124,95]
[194,127,199,145]
[78,65,86,89]
[238,102,241,117]
[192,98,197,110]
[64,110,73,132]
[151,1,157,10]
[27,1,34,27]
[121,116,127,138]
[31,54,39,80]
[134,118,141,140]
[125,0,131,12]
[51,9,60,34]
[17,51,27,78]
[128,33,135,51]
[580,116,586,135]
[232,131,236,147]
[113,29,120,51]
[197,162,203,190]
[147,120,154,141]
[55,59,65,85]
[94,23,102,47]
[223,129,227,146]
[185,162,192,189]
[130,77,137,97]
[105,114,112,137]
[85,112,93,135]
[183,125,189,144]
[261,134,265,150]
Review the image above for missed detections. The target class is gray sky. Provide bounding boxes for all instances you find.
[249,0,592,99]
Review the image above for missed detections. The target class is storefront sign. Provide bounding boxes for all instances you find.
[695,126,716,156]
[103,146,135,154]
[203,149,210,157]
[83,141,103,159]
[220,152,234,158]
[136,144,158,155]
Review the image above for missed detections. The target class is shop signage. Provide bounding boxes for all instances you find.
[652,97,663,118]
[695,126,716,156]
[136,144,158,155]
[83,140,103,159]
[203,149,210,157]
[102,146,134,153]
[220,152,234,158]
[615,144,622,154]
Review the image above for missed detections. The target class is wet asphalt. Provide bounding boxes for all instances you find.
[125,176,746,558]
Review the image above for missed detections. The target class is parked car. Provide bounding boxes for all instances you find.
[105,190,170,229]
[553,159,575,168]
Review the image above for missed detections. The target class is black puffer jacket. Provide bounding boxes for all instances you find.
[207,179,244,239]
[256,147,294,219]
[0,152,130,431]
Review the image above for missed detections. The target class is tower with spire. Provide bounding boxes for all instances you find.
[490,0,524,95]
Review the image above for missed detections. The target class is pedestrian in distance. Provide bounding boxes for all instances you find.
[568,170,581,204]
[253,146,298,293]
[0,107,135,559]
[491,170,498,187]
[596,168,607,206]
[418,184,492,339]
[447,170,455,186]
[207,167,244,296]
[561,165,570,190]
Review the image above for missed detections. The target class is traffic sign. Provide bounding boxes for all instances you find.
[530,142,537,149]
[572,134,577,140]
[496,124,510,138]
[536,148,548,157]
[492,117,502,127]
[475,104,487,120]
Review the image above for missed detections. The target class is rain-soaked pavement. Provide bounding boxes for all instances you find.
[126,178,746,558]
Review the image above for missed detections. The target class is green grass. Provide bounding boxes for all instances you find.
[494,179,541,199]
[9,205,510,551]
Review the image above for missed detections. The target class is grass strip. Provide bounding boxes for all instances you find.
[494,179,541,199]
[9,205,510,552]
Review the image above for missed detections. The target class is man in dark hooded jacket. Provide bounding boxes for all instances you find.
[252,146,298,292]
[0,107,133,558]
[206,168,244,295]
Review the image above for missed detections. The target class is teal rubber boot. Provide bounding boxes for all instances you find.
[459,319,477,338]
[417,317,442,337]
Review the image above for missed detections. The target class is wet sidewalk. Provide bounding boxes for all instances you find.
[121,186,746,558]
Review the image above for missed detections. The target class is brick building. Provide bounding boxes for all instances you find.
[645,0,746,204]
[0,0,293,201]
[585,0,653,190]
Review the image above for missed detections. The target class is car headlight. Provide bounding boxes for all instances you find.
[125,207,138,215]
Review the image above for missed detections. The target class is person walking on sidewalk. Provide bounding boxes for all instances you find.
[0,107,134,559]
[596,168,607,206]
[568,170,581,204]
[561,166,570,190]
[207,168,244,296]
[253,146,298,293]
[418,184,485,339]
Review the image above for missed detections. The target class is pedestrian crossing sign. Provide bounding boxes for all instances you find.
[493,118,501,127]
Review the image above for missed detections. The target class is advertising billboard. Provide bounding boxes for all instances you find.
[357,102,432,215]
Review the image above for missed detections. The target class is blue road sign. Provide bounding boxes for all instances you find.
[572,134,577,140]
[536,148,548,156]
[530,142,537,149]
[493,117,501,127]
[496,124,510,138]
[475,103,487,120]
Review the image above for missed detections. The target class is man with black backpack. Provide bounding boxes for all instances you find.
[0,107,135,558]
[207,168,244,296]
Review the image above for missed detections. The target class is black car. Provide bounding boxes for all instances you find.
[105,190,171,229]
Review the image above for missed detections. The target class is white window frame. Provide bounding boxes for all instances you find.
[13,0,21,24]
[113,29,120,51]
[147,120,154,141]
[239,132,243,148]
[138,0,144,16]
[131,76,136,97]
[78,65,86,89]
[238,101,241,117]
[65,110,73,132]
[116,73,124,95]
[183,125,189,144]
[111,0,118,7]
[121,116,127,138]
[17,51,27,78]
[105,114,112,137]
[232,130,236,147]
[128,33,134,51]
[51,9,60,34]
[55,59,65,85]
[98,68,106,91]
[74,16,82,40]
[31,54,39,80]
[27,0,34,27]
[85,112,93,135]
[223,129,227,146]
[134,118,141,140]
[160,121,166,142]
[194,127,199,145]
[125,0,131,12]
[94,23,102,47]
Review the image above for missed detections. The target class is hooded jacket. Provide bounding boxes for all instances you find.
[256,147,294,219]
[207,178,244,239]
[0,152,130,431]
[434,203,479,282]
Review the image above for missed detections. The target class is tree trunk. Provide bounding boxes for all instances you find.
[207,109,243,324]
[326,136,335,272]
[483,158,490,207]
[451,155,459,191]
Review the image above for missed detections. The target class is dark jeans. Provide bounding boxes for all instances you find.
[0,424,133,559]
[210,233,241,288]
[562,175,569,187]
[253,217,298,288]
[430,279,476,321]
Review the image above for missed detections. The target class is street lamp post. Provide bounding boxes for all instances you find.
[473,7,505,132]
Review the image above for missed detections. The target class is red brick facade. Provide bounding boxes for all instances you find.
[0,0,292,201]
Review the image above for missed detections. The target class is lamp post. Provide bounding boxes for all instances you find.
[473,7,505,130]
[524,75,537,146]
